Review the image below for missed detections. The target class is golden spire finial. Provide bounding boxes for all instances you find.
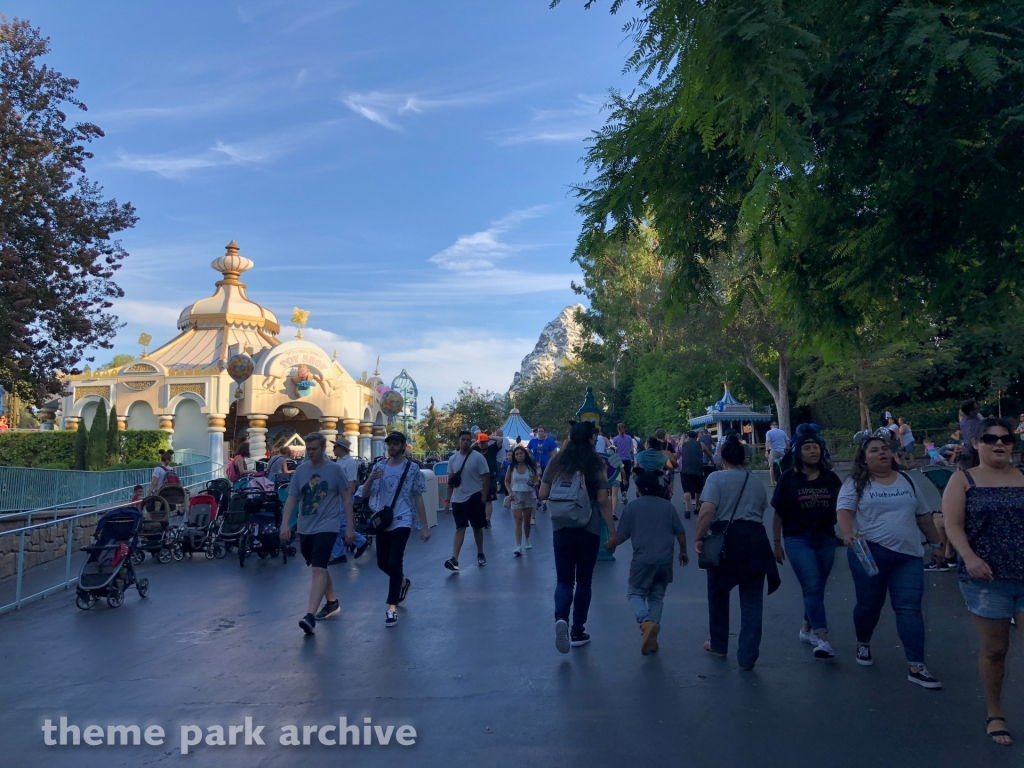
[291,307,309,339]
[138,332,152,358]
[211,240,253,285]
[374,356,380,376]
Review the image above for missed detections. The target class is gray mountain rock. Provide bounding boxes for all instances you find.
[510,304,585,390]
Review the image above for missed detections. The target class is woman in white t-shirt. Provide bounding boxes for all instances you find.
[837,434,942,689]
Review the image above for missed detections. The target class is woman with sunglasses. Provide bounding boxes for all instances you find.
[943,418,1024,746]
[836,433,943,688]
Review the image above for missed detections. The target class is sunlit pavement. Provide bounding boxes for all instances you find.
[0,473,1019,767]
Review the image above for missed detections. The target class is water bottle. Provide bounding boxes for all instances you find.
[851,537,880,576]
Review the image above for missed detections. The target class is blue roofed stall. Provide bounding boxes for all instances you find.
[689,384,775,447]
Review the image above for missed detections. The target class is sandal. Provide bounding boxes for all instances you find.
[703,639,726,658]
[987,716,1012,746]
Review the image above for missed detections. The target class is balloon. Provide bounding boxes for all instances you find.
[227,354,254,384]
[380,390,405,417]
[375,384,390,397]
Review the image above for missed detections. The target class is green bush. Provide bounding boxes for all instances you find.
[73,425,88,470]
[0,429,171,468]
[106,405,120,464]
[86,401,108,470]
[127,459,159,469]
[120,431,170,464]
[38,462,71,470]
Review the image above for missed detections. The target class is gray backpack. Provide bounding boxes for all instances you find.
[547,470,592,528]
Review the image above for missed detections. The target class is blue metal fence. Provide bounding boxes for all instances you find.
[0,450,212,514]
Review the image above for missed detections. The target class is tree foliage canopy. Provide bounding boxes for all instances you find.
[0,19,136,402]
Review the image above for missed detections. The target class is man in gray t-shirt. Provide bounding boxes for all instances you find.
[281,433,354,635]
[443,431,492,571]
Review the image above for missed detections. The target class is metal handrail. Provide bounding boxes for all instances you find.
[0,468,224,616]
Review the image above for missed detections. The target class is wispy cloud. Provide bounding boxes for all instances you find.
[341,85,531,130]
[497,95,604,146]
[428,207,548,271]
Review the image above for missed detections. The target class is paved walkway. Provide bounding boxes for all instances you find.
[0,473,1019,767]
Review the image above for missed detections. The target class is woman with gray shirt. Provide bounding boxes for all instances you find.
[695,434,780,670]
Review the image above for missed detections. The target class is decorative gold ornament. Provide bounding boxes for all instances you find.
[169,383,206,399]
[124,363,158,374]
[138,332,152,357]
[73,385,110,403]
[123,380,156,391]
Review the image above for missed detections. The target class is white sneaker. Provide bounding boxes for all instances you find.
[813,639,836,659]
[799,629,817,645]
[555,619,570,654]
[524,537,532,550]
[514,545,522,557]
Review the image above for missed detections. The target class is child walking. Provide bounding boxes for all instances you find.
[504,446,539,556]
[606,467,688,655]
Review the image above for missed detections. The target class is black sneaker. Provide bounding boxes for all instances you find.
[398,578,411,604]
[484,521,492,529]
[923,562,941,572]
[444,557,460,572]
[685,512,692,519]
[299,613,316,635]
[315,600,340,620]
[570,630,590,647]
[385,608,398,627]
[908,666,942,689]
[856,644,873,666]
[351,541,369,560]
[327,555,347,566]
[477,552,487,566]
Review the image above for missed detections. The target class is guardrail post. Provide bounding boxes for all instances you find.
[15,528,26,608]
[64,515,75,587]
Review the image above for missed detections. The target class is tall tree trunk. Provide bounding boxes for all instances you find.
[857,387,871,431]
[739,345,793,435]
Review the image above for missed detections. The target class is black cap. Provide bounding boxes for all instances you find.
[384,431,407,444]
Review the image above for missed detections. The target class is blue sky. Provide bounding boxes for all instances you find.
[14,1,634,404]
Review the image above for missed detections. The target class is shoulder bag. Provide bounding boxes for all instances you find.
[365,459,412,534]
[698,471,750,570]
[448,451,472,489]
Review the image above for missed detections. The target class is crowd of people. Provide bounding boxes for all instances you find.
[192,405,1023,748]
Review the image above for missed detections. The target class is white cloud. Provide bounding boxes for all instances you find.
[341,85,529,130]
[112,152,227,178]
[497,95,604,146]
[428,207,548,271]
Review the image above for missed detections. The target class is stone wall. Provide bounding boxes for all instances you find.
[0,512,99,580]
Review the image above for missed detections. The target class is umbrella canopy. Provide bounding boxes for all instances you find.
[501,408,533,442]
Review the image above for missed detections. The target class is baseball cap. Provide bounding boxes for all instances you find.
[384,431,407,444]
[477,433,489,443]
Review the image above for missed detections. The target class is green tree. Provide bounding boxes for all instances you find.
[412,397,455,455]
[0,20,137,403]
[445,383,507,436]
[106,405,119,464]
[72,419,88,470]
[514,367,590,437]
[559,0,1024,347]
[99,354,134,372]
[86,400,108,470]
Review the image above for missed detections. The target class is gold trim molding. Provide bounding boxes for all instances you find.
[123,363,158,374]
[74,385,111,403]
[169,383,206,399]
[123,380,156,391]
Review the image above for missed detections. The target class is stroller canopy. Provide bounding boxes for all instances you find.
[95,506,143,543]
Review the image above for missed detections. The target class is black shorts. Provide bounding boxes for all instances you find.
[681,473,705,495]
[452,493,487,530]
[487,476,498,503]
[299,531,338,568]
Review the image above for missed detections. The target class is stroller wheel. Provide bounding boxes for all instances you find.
[287,546,297,557]
[204,545,215,560]
[156,548,172,565]
[137,578,149,598]
[130,549,145,566]
[171,544,184,562]
[257,551,268,559]
[75,593,96,611]
[106,586,124,608]
[212,541,227,559]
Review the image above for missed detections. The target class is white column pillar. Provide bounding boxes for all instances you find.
[371,424,386,459]
[320,417,339,457]
[359,422,372,460]
[158,415,175,450]
[246,414,269,461]
[207,414,227,470]
[343,418,361,456]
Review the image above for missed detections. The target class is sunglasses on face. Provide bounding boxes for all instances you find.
[979,434,1015,445]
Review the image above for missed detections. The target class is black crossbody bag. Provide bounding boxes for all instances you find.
[698,471,750,569]
[366,459,412,535]
[448,451,471,489]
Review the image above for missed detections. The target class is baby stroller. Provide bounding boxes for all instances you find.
[210,492,248,559]
[135,496,174,564]
[76,507,148,610]
[206,478,232,515]
[170,493,219,560]
[157,483,189,518]
[237,489,294,567]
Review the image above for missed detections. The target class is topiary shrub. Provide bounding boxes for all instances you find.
[86,401,108,470]
[106,405,120,465]
[127,459,159,469]
[0,431,77,468]
[120,431,170,464]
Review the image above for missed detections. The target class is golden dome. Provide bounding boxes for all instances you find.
[176,241,280,334]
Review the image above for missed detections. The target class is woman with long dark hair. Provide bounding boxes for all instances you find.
[539,421,617,653]
[837,434,943,688]
[771,424,842,659]
[943,418,1024,745]
[695,433,779,670]
[505,446,540,556]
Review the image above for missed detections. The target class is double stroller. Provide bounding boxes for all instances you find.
[134,496,174,564]
[170,494,219,560]
[76,507,149,610]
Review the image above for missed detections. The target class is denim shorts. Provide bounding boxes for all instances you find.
[960,578,1024,619]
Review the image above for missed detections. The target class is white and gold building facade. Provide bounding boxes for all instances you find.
[51,242,388,464]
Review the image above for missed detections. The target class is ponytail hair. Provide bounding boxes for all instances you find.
[720,433,746,466]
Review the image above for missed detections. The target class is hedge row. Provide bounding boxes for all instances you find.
[0,430,171,468]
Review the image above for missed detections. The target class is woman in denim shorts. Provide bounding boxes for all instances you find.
[944,417,1024,747]
[505,446,539,556]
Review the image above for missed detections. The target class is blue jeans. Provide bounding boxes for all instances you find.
[707,568,765,669]
[847,542,925,664]
[553,528,600,633]
[628,582,667,624]
[784,533,837,635]
[330,512,367,560]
